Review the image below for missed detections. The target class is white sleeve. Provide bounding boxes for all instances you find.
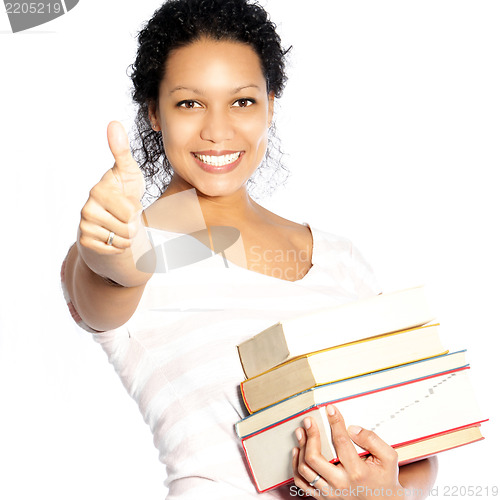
[308,226,381,300]
[349,242,382,298]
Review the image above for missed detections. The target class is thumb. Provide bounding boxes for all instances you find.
[107,120,145,199]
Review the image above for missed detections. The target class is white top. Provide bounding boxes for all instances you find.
[62,225,380,499]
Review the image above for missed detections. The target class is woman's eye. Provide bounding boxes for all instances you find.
[233,98,255,108]
[177,100,202,109]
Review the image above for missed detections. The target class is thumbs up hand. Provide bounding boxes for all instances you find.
[77,122,153,286]
[79,121,145,255]
[108,121,145,203]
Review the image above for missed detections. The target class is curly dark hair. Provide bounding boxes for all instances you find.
[128,0,291,202]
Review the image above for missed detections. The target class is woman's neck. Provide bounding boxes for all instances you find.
[161,176,264,230]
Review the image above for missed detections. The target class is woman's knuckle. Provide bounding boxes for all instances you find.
[80,204,91,220]
[349,467,365,484]
[334,435,350,447]
[79,218,91,232]
[388,447,398,463]
[78,235,92,248]
[303,454,314,468]
[305,451,321,469]
[121,238,132,249]
[329,412,343,425]
[364,430,377,445]
[297,463,309,477]
[337,482,348,492]
[89,184,102,199]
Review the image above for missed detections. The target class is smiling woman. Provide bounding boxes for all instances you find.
[129,0,289,201]
[60,0,438,498]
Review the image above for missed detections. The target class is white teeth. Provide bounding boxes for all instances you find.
[195,152,241,166]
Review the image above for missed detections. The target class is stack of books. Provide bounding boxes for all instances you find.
[235,286,487,493]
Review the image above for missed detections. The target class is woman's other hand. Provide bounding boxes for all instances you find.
[292,404,405,499]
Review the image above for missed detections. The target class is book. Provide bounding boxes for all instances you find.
[240,324,446,413]
[240,367,486,492]
[236,350,467,438]
[238,286,435,379]
[288,426,484,493]
[395,425,484,465]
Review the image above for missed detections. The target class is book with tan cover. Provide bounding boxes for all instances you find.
[238,286,434,379]
[240,324,446,413]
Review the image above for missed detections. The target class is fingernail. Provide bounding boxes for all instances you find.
[304,417,311,429]
[326,404,335,416]
[292,447,298,458]
[348,425,362,435]
[295,428,303,441]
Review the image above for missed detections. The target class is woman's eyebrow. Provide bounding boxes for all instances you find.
[232,84,261,94]
[168,84,261,95]
[169,86,202,95]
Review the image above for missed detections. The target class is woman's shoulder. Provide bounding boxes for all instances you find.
[256,205,312,247]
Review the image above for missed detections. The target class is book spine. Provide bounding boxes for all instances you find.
[240,380,251,414]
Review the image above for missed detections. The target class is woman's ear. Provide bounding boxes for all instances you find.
[148,101,161,131]
[267,92,275,127]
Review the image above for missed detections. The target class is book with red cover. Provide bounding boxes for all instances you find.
[240,367,487,493]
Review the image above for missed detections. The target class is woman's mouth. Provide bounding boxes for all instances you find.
[192,151,244,173]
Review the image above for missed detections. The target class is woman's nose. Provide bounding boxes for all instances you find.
[200,108,234,143]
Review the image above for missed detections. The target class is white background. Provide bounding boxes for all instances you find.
[0,1,498,499]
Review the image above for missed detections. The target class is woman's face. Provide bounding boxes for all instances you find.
[150,38,274,198]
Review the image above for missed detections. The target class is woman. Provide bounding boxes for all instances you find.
[62,0,437,497]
